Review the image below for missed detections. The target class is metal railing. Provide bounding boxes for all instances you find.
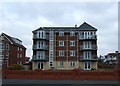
[79,56,98,61]
[79,45,97,50]
[32,56,49,61]
[33,45,48,50]
[79,35,97,40]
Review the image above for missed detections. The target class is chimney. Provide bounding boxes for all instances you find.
[115,51,119,53]
[75,24,77,27]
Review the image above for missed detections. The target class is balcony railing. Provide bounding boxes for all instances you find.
[32,56,49,61]
[79,45,97,50]
[79,35,97,40]
[33,35,49,40]
[33,45,49,50]
[79,56,98,61]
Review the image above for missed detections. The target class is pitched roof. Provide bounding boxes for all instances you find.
[33,22,97,32]
[1,33,26,49]
[78,22,97,30]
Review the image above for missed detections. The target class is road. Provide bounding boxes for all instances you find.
[1,79,120,86]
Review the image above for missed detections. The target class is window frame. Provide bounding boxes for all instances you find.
[70,50,75,56]
[70,31,75,36]
[59,31,64,36]
[59,41,64,46]
[59,51,64,56]
[70,41,75,46]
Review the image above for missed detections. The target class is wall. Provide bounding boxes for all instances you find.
[2,68,120,80]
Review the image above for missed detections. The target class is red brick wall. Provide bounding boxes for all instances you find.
[2,68,120,80]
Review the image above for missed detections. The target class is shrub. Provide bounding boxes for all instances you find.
[11,64,24,70]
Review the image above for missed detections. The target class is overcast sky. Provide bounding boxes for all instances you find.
[0,0,118,58]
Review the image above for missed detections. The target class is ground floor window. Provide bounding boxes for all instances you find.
[38,62,44,69]
[84,62,91,70]
[59,61,64,67]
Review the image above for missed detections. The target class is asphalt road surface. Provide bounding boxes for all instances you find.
[1,79,120,86]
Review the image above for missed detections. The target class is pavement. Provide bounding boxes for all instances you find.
[1,79,120,86]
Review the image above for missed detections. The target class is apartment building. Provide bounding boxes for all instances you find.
[0,33,26,68]
[32,22,98,70]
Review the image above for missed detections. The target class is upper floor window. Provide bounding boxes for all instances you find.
[6,52,9,58]
[59,41,64,46]
[6,43,9,51]
[0,43,4,50]
[70,41,75,46]
[17,54,19,58]
[70,31,75,36]
[20,48,22,51]
[70,50,75,56]
[59,51,64,56]
[59,31,64,36]
[20,54,22,58]
[18,47,19,51]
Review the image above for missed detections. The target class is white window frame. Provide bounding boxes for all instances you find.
[83,41,91,49]
[59,51,64,56]
[59,41,64,46]
[59,61,64,67]
[70,61,75,67]
[0,43,4,50]
[20,54,22,58]
[83,51,91,59]
[84,62,91,70]
[17,54,19,58]
[59,31,64,36]
[18,47,19,51]
[70,50,75,56]
[70,41,75,46]
[6,43,9,51]
[70,31,75,36]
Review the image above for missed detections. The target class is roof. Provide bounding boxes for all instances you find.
[78,22,97,30]
[1,33,26,49]
[33,22,97,32]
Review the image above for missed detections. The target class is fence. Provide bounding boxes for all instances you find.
[2,68,120,80]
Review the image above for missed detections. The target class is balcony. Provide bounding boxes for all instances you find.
[33,35,49,40]
[79,45,97,50]
[79,56,98,61]
[79,35,97,40]
[32,56,49,61]
[33,45,49,50]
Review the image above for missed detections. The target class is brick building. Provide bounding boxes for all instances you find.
[32,22,98,70]
[0,33,26,68]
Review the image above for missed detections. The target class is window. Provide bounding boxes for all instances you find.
[18,47,19,51]
[70,50,75,56]
[59,31,64,36]
[50,62,53,67]
[83,51,91,59]
[5,60,8,65]
[59,51,64,56]
[70,41,75,46]
[70,31,75,36]
[6,52,9,58]
[17,54,19,58]
[0,43,4,50]
[6,43,9,51]
[20,48,22,51]
[84,62,91,70]
[59,61,64,67]
[20,54,22,58]
[59,41,64,46]
[83,41,91,49]
[70,61,75,67]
